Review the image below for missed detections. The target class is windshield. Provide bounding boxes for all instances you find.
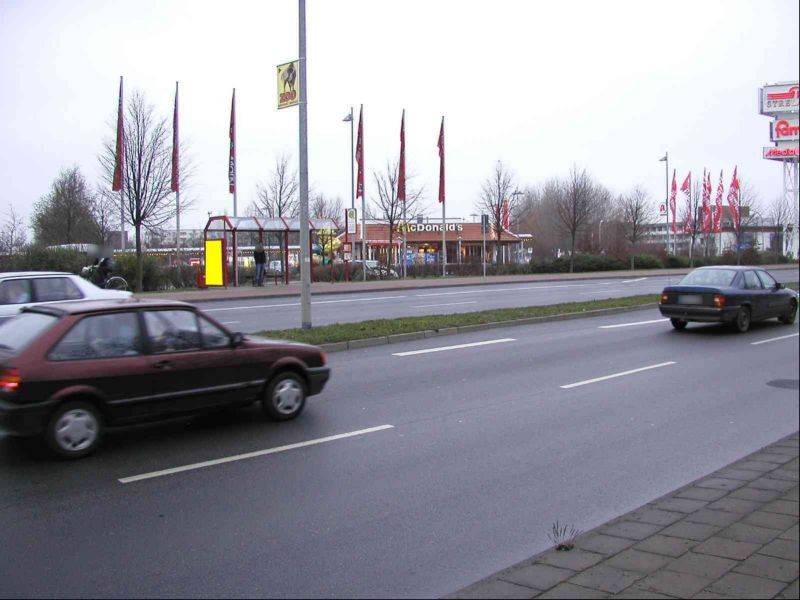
[0,312,58,353]
[679,269,737,287]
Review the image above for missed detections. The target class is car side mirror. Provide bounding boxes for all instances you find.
[775,282,784,290]
[231,332,244,347]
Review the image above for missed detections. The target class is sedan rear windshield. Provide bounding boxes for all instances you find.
[679,269,737,287]
[0,312,58,353]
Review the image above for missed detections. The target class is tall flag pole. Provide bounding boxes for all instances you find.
[355,105,366,280]
[681,172,692,235]
[438,116,446,277]
[701,169,712,234]
[714,170,724,253]
[112,76,125,251]
[229,88,237,216]
[728,166,740,233]
[172,81,181,280]
[669,169,678,242]
[399,109,407,278]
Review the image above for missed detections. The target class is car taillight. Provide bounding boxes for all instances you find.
[713,294,726,308]
[320,351,327,366]
[0,368,21,392]
[660,293,670,304]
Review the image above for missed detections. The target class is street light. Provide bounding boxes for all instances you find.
[659,153,669,254]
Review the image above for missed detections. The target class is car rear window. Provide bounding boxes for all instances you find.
[0,312,58,353]
[679,269,737,287]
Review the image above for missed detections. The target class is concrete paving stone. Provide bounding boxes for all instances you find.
[575,534,636,555]
[600,521,664,541]
[568,565,645,594]
[500,564,575,591]
[707,498,765,515]
[633,570,712,597]
[779,524,799,541]
[691,592,741,599]
[684,509,743,528]
[660,521,722,542]
[776,578,799,600]
[730,487,785,503]
[718,522,783,545]
[759,538,800,562]
[614,590,675,599]
[706,572,787,599]
[655,497,709,513]
[735,554,799,583]
[695,477,747,491]
[749,477,798,492]
[763,500,800,517]
[741,511,798,531]
[676,487,730,502]
[715,468,770,482]
[774,440,799,448]
[634,534,698,558]
[770,469,800,482]
[539,550,606,571]
[536,582,608,599]
[605,549,672,574]
[666,552,737,579]
[387,331,426,343]
[733,460,784,473]
[749,452,796,465]
[767,446,800,457]
[626,507,686,526]
[347,336,388,349]
[694,537,761,560]
[783,487,799,501]
[453,579,538,599]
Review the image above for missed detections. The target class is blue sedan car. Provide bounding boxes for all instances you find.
[659,266,798,333]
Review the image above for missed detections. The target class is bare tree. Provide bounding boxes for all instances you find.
[553,165,599,273]
[251,155,299,219]
[91,188,122,245]
[31,167,98,246]
[769,195,794,254]
[475,161,517,264]
[0,204,28,257]
[731,182,760,264]
[619,185,654,270]
[99,91,192,291]
[371,160,425,268]
[679,180,702,266]
[310,193,344,220]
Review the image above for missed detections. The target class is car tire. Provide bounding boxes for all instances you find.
[778,300,797,325]
[262,372,306,421]
[670,318,688,331]
[734,307,751,333]
[44,401,103,459]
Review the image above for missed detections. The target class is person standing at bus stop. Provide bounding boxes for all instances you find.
[254,243,266,286]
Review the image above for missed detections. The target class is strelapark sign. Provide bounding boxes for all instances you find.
[760,83,799,116]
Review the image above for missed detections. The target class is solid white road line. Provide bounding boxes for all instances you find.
[578,289,622,295]
[560,361,676,389]
[750,332,799,346]
[623,277,647,283]
[599,318,669,329]
[414,301,478,308]
[205,295,407,312]
[119,425,395,484]
[393,338,516,357]
[414,284,585,298]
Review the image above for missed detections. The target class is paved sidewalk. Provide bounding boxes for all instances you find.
[450,433,799,599]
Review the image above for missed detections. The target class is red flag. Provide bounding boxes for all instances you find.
[727,166,740,232]
[228,89,236,194]
[112,76,124,192]
[680,172,692,234]
[355,105,364,199]
[171,82,179,193]
[669,169,677,234]
[398,110,406,202]
[701,170,712,233]
[502,199,509,229]
[437,117,445,204]
[713,170,724,233]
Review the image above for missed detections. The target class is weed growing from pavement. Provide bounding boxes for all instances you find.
[548,521,582,552]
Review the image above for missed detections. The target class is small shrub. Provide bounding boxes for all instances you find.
[630,254,663,269]
[548,521,582,552]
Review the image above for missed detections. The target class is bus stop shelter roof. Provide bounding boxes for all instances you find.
[204,215,341,232]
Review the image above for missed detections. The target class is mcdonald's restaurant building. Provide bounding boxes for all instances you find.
[341,221,527,265]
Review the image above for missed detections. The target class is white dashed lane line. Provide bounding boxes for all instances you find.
[560,362,676,389]
[393,338,516,357]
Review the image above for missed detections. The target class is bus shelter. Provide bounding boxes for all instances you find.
[203,215,341,287]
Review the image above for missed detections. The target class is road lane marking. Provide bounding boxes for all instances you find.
[560,361,676,389]
[393,338,516,357]
[623,277,647,283]
[414,301,478,308]
[599,318,669,329]
[118,425,395,484]
[205,295,407,313]
[751,332,799,346]
[414,284,585,298]
[220,320,241,325]
[579,289,622,295]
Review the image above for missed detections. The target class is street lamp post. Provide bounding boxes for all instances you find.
[659,152,669,254]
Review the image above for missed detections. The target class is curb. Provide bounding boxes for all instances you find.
[317,303,658,354]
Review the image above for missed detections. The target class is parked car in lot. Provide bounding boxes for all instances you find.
[0,298,330,458]
[0,272,131,323]
[658,266,798,332]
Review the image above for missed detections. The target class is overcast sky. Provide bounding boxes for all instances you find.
[1,0,798,232]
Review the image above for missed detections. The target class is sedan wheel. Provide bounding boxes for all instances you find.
[670,318,688,331]
[45,402,102,459]
[262,372,306,421]
[779,301,797,325]
[735,307,751,333]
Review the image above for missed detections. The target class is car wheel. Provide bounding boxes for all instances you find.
[779,300,797,325]
[734,307,751,333]
[262,372,306,421]
[44,401,103,459]
[670,318,688,331]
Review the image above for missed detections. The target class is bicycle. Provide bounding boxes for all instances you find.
[81,265,129,291]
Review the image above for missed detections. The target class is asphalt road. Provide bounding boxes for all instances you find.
[194,269,799,333]
[1,307,798,598]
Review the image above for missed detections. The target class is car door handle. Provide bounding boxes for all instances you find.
[152,360,173,369]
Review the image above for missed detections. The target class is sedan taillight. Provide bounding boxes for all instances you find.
[660,293,670,304]
[0,368,21,392]
[713,294,726,308]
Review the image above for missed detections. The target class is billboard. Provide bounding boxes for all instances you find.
[759,82,799,116]
[763,145,799,161]
[277,61,300,109]
[770,117,799,142]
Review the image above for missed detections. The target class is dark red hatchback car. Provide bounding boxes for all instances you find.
[0,299,330,458]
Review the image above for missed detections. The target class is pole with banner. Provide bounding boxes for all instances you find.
[399,109,407,278]
[438,116,446,277]
[298,0,311,328]
[172,81,181,282]
[112,76,125,251]
[659,153,668,254]
[481,214,488,277]
[355,105,366,281]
